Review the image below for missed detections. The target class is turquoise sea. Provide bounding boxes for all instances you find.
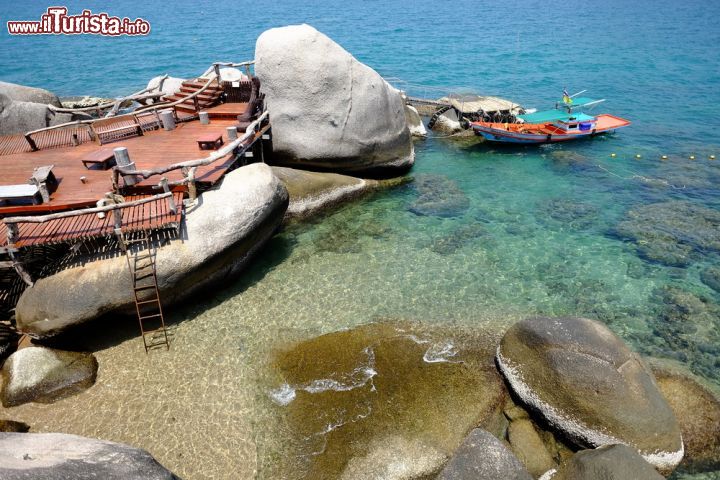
[2,0,720,478]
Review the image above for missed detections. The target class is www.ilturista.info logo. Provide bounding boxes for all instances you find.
[7,7,151,36]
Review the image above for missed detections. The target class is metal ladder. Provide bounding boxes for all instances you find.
[118,230,170,352]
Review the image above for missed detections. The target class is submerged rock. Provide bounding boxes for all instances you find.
[700,266,720,293]
[437,428,532,480]
[0,432,179,479]
[648,286,720,382]
[1,347,97,407]
[255,24,413,176]
[428,223,487,255]
[404,105,427,138]
[0,420,30,432]
[538,198,599,230]
[15,163,289,337]
[547,444,664,480]
[507,418,557,477]
[0,80,61,107]
[651,363,720,473]
[272,166,377,219]
[614,201,720,267]
[267,321,506,479]
[340,436,446,480]
[409,174,470,218]
[497,316,684,472]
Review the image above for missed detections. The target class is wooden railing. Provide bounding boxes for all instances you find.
[3,191,176,286]
[113,111,270,199]
[47,75,170,116]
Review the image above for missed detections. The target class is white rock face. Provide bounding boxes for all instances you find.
[1,347,97,407]
[15,163,288,337]
[404,105,427,137]
[0,81,61,107]
[0,93,73,136]
[255,24,414,175]
[0,432,177,479]
[146,75,185,98]
[432,109,463,134]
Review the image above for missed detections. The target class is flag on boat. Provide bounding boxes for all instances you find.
[562,88,573,105]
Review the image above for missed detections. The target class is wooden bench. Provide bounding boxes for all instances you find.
[196,132,224,150]
[0,184,41,205]
[92,115,144,145]
[81,148,117,170]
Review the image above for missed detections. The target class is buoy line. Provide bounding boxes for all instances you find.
[595,164,686,190]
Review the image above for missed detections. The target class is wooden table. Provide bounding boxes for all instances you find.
[81,148,117,170]
[196,133,224,150]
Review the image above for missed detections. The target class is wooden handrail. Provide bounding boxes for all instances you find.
[133,72,220,114]
[48,75,169,114]
[115,111,269,181]
[3,192,173,225]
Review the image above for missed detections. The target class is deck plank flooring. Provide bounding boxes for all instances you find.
[0,115,245,215]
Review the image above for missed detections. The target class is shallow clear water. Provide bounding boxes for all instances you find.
[2,0,720,478]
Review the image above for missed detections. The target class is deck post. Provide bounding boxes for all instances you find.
[112,208,123,230]
[114,147,140,186]
[159,109,176,131]
[226,126,238,141]
[24,134,38,152]
[213,63,221,80]
[199,111,209,125]
[159,178,177,215]
[182,166,197,202]
[5,224,33,286]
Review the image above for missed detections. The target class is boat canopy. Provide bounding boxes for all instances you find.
[517,109,596,124]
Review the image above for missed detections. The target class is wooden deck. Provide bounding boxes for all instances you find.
[0,115,253,215]
[205,103,249,119]
[0,192,183,249]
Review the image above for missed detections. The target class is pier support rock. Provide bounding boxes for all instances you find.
[255,24,414,176]
[14,163,288,337]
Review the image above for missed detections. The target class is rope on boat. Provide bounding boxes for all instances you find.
[595,164,687,190]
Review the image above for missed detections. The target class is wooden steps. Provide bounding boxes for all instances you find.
[166,78,223,114]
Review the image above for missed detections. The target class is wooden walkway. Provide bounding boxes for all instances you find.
[0,192,183,249]
[0,110,254,215]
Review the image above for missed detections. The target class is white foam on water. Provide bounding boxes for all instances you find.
[423,340,460,363]
[269,347,377,405]
[269,383,297,406]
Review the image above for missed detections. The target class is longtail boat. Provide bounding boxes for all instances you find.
[471,94,630,144]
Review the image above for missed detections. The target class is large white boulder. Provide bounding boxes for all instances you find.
[145,75,185,98]
[1,347,97,407]
[15,163,288,337]
[255,24,414,176]
[0,93,73,136]
[0,81,61,107]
